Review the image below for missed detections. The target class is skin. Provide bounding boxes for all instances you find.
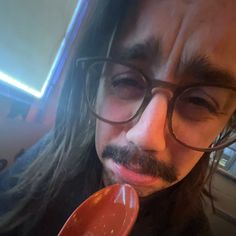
[95,0,236,197]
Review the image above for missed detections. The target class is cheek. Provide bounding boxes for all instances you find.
[95,120,124,161]
[97,96,139,123]
[170,145,204,180]
[95,121,109,161]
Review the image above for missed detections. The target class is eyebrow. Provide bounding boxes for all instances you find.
[113,37,236,88]
[114,37,162,64]
[178,56,236,87]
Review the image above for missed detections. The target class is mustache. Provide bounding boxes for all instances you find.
[102,144,178,183]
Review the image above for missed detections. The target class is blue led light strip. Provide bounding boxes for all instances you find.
[0,70,42,98]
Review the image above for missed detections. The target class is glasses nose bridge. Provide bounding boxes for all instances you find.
[149,79,176,101]
[137,81,174,128]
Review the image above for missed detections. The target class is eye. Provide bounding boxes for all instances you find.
[112,77,144,90]
[112,72,145,87]
[181,95,218,114]
[107,72,146,100]
[174,88,225,122]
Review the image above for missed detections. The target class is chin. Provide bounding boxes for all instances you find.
[129,181,177,197]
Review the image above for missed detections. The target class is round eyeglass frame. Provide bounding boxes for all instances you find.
[76,57,236,152]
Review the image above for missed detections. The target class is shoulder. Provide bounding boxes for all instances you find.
[0,132,51,216]
[181,205,213,236]
[0,132,51,190]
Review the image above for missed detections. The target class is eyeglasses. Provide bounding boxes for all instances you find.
[76,57,236,152]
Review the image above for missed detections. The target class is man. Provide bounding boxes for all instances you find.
[0,0,236,235]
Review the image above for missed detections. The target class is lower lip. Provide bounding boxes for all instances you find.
[108,161,157,186]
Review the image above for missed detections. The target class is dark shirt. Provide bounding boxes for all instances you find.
[0,134,212,236]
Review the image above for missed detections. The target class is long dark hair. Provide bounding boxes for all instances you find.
[0,0,222,234]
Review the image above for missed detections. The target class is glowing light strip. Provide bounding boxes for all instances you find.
[0,71,42,98]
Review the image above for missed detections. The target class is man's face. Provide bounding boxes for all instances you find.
[95,0,236,197]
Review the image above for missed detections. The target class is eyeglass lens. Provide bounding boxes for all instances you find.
[86,61,146,122]
[171,86,235,149]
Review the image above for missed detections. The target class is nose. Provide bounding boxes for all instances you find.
[126,93,169,152]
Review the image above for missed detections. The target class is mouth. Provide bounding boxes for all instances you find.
[106,160,157,186]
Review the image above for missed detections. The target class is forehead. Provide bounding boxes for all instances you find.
[113,0,236,84]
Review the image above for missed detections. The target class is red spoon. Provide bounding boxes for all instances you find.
[58,184,139,236]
